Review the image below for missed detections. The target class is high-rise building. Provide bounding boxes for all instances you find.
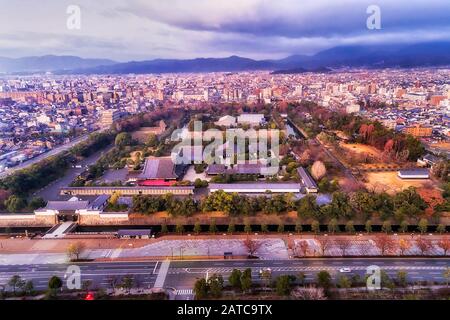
[100,109,121,127]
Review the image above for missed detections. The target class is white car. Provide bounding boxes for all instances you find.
[339,268,352,273]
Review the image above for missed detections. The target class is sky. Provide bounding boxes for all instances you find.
[0,0,449,61]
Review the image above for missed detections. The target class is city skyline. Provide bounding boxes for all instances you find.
[1,0,450,61]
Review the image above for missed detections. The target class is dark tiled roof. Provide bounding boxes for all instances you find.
[206,164,227,175]
[45,201,89,211]
[138,157,178,180]
[117,229,152,237]
[398,169,430,176]
[209,183,301,190]
[297,167,318,189]
[89,195,110,210]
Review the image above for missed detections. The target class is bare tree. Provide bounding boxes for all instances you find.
[293,286,327,300]
[398,239,412,256]
[243,237,262,257]
[297,240,309,257]
[316,237,332,256]
[373,234,397,256]
[335,239,352,256]
[437,238,450,256]
[357,241,373,256]
[106,275,120,294]
[416,238,433,256]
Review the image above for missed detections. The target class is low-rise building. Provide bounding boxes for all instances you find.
[208,182,301,194]
[397,169,430,179]
[297,167,319,193]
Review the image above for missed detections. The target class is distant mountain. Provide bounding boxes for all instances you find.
[68,55,277,74]
[0,55,116,73]
[3,41,450,74]
[271,66,332,74]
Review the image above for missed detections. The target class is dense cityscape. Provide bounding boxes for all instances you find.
[0,1,448,314]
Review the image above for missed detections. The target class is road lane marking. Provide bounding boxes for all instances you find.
[152,262,159,275]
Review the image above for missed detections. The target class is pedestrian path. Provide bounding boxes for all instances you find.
[43,222,76,239]
[154,260,170,288]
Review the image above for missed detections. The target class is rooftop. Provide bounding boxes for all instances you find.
[44,200,90,211]
[209,182,301,190]
[137,157,178,180]
[297,167,318,189]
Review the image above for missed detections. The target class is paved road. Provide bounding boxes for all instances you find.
[0,128,108,180]
[0,261,159,291]
[313,137,359,184]
[0,258,448,294]
[33,144,113,201]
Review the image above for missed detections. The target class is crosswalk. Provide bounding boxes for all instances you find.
[176,289,193,295]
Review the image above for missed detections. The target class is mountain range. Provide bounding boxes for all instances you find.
[1,41,450,74]
[0,55,116,73]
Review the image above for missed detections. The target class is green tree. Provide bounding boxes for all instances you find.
[327,218,339,234]
[209,219,217,234]
[193,278,208,299]
[311,220,320,234]
[382,221,392,234]
[436,224,446,234]
[48,276,63,297]
[338,276,351,289]
[396,270,408,287]
[146,133,158,147]
[316,270,332,289]
[160,223,168,234]
[115,132,132,147]
[4,195,27,212]
[365,220,372,233]
[345,220,355,234]
[241,268,253,292]
[443,267,450,287]
[244,222,252,234]
[380,270,395,290]
[208,274,224,298]
[8,275,25,296]
[228,269,242,290]
[193,222,202,235]
[275,275,295,296]
[175,223,184,235]
[260,224,268,233]
[121,275,134,293]
[297,272,306,286]
[417,218,428,234]
[24,280,34,296]
[28,197,46,210]
[227,222,235,234]
[296,195,320,219]
[295,220,303,234]
[399,220,409,233]
[277,223,285,233]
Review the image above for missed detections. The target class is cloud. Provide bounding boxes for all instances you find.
[120,0,450,38]
[0,0,449,60]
